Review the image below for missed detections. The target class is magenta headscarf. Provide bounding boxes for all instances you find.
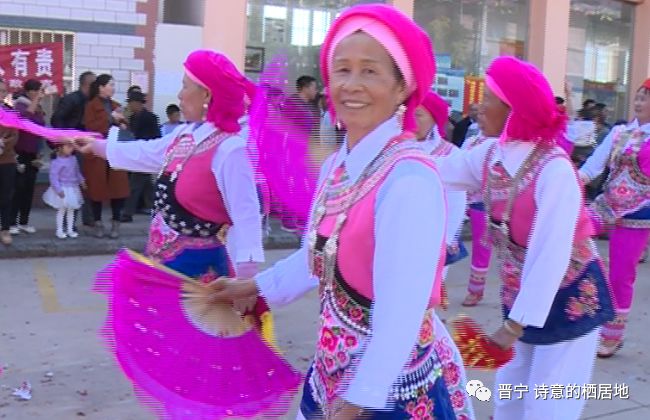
[183,50,248,133]
[421,91,450,140]
[320,4,436,134]
[486,56,566,144]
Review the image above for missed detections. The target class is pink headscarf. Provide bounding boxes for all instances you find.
[486,56,566,144]
[183,50,248,133]
[642,78,650,91]
[420,91,450,140]
[320,4,436,134]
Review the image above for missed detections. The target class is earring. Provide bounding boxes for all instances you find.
[335,120,342,131]
[202,102,209,121]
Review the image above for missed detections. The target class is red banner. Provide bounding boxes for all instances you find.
[0,42,64,95]
[463,76,485,115]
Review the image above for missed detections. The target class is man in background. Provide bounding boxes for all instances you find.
[452,103,479,147]
[161,104,182,136]
[120,90,160,223]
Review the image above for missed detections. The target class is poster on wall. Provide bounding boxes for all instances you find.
[0,42,64,94]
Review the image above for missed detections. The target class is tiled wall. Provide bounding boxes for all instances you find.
[0,0,151,102]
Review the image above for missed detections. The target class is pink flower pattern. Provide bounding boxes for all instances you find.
[405,395,434,420]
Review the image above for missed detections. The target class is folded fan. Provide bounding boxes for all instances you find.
[450,315,514,370]
[95,249,302,419]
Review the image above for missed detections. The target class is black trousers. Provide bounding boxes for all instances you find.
[0,163,16,231]
[123,173,153,216]
[75,152,94,226]
[91,198,125,222]
[11,153,38,226]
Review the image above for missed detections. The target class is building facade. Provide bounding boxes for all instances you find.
[1,0,649,121]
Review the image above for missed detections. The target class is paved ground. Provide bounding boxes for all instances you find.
[1,241,649,419]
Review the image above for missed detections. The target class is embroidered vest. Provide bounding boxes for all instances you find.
[464,134,491,205]
[307,138,446,408]
[147,131,232,260]
[484,144,614,344]
[592,128,650,228]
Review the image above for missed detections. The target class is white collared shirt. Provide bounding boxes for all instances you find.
[580,120,650,181]
[255,116,448,409]
[435,139,582,328]
[418,130,467,245]
[105,122,264,266]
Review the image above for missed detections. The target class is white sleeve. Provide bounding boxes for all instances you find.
[254,152,339,307]
[212,136,264,263]
[344,160,446,409]
[579,127,617,181]
[434,138,495,192]
[446,189,467,244]
[105,125,180,174]
[507,158,581,327]
[443,146,467,244]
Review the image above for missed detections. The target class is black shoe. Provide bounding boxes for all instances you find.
[120,215,133,223]
[136,208,152,215]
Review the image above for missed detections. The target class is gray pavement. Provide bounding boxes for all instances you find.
[1,242,649,419]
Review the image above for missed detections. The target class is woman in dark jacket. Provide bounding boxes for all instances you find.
[0,79,19,245]
[82,74,129,238]
[10,79,45,236]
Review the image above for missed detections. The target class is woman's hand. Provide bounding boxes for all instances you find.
[490,319,523,350]
[328,399,366,420]
[74,136,97,154]
[205,277,259,305]
[57,190,64,199]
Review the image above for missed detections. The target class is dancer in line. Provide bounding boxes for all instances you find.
[459,117,496,306]
[579,78,650,357]
[208,5,471,419]
[436,56,614,420]
[76,50,273,340]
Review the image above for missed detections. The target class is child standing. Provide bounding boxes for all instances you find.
[43,143,85,238]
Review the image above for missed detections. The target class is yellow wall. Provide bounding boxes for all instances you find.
[201,0,247,70]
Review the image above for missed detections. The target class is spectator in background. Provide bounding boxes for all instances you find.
[51,71,95,130]
[451,102,479,147]
[83,74,130,239]
[279,75,320,233]
[284,75,320,135]
[0,79,18,245]
[120,90,160,223]
[593,103,612,142]
[51,71,96,229]
[10,79,46,235]
[161,103,182,135]
[122,85,142,122]
[582,98,596,111]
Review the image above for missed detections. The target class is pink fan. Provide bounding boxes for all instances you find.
[247,55,321,235]
[95,249,302,419]
[0,106,101,142]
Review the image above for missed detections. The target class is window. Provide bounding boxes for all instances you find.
[160,0,205,26]
[567,0,634,120]
[414,0,530,113]
[246,0,385,85]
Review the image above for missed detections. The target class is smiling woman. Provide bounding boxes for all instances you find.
[208,4,474,420]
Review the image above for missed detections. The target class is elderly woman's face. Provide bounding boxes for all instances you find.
[634,88,650,124]
[415,105,435,140]
[480,88,510,137]
[178,74,210,122]
[329,32,407,142]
